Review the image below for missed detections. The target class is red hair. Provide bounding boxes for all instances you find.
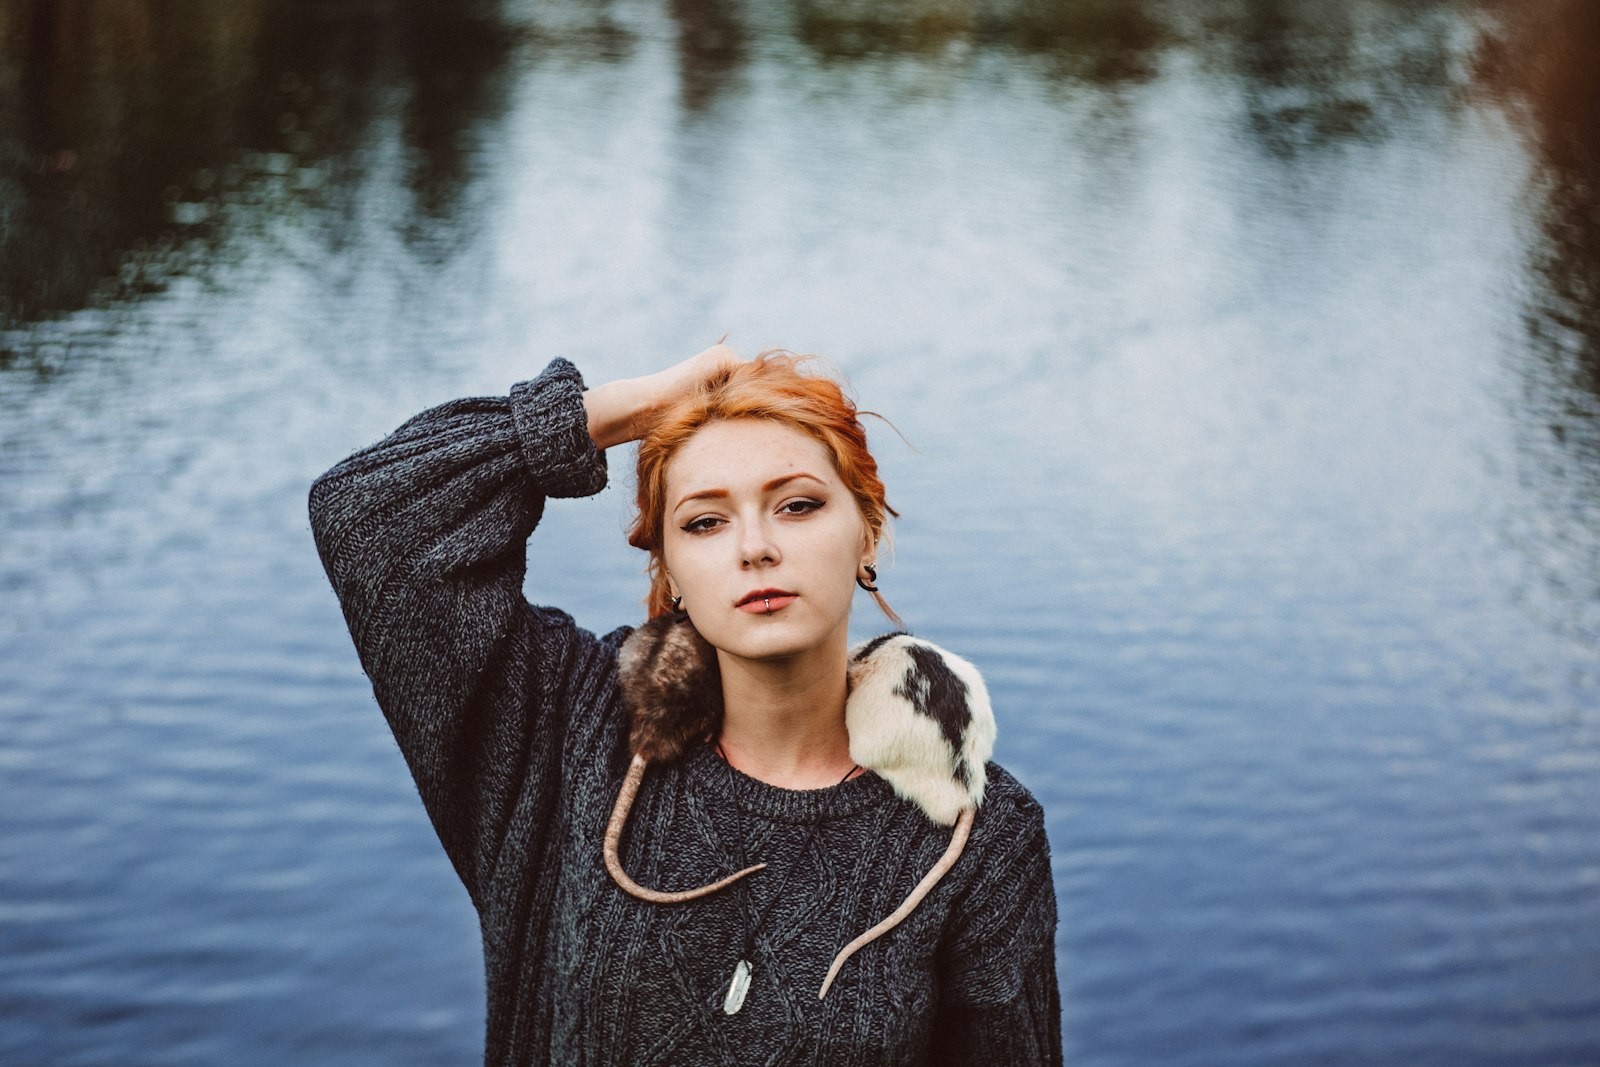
[627,351,900,623]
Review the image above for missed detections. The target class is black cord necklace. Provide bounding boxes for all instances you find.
[713,740,861,1015]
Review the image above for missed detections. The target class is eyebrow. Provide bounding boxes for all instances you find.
[673,472,826,513]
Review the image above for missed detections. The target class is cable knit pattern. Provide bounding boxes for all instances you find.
[308,359,1063,1065]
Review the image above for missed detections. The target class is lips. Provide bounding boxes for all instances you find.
[742,588,806,614]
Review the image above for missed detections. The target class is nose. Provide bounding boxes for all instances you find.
[738,512,780,569]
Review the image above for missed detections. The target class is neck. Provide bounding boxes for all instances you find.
[714,630,856,791]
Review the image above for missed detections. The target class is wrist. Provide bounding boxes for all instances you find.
[583,376,650,451]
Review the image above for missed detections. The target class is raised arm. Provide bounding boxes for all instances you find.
[307,347,740,908]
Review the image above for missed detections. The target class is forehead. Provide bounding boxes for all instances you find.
[665,419,839,497]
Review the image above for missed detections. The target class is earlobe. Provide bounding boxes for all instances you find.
[858,531,879,590]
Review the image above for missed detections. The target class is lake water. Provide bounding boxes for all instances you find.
[2,1,1597,1063]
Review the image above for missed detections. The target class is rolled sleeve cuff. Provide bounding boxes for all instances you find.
[509,357,610,499]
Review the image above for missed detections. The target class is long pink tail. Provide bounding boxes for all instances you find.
[604,753,767,903]
[818,804,976,999]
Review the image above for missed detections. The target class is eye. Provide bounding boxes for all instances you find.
[680,515,724,534]
[780,498,824,516]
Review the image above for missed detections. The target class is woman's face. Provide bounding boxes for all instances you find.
[662,418,872,664]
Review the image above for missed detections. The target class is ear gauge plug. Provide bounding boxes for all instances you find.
[855,563,878,592]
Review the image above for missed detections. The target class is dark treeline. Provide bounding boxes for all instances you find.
[0,0,523,328]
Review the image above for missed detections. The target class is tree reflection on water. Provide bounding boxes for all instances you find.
[0,0,523,329]
[2,3,1599,1066]
[1473,0,1600,643]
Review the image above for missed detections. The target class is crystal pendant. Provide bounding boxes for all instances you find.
[722,959,753,1015]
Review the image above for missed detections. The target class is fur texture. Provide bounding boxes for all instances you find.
[615,620,996,826]
[845,634,995,826]
[616,612,723,762]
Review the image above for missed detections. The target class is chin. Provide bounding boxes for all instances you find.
[696,613,839,664]
[707,629,815,664]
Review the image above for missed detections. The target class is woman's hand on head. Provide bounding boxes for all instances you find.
[649,341,742,402]
[583,342,745,451]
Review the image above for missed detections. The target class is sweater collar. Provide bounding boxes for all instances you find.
[616,613,996,827]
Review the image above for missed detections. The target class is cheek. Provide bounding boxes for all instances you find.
[662,536,742,609]
[807,515,869,584]
[662,541,712,592]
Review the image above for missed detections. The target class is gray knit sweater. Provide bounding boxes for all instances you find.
[308,358,1063,1066]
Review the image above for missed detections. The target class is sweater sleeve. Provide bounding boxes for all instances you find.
[307,357,619,910]
[928,788,1065,1066]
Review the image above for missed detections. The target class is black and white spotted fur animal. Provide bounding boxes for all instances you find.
[844,633,995,826]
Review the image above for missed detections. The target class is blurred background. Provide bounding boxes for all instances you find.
[2,0,1597,1063]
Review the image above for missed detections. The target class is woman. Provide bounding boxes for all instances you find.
[308,343,1062,1065]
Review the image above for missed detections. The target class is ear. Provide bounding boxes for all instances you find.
[860,524,878,562]
[858,537,878,580]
